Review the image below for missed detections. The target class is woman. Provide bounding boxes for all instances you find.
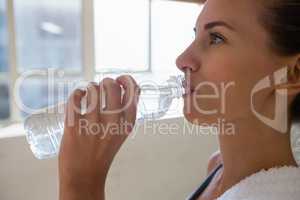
[58,0,300,199]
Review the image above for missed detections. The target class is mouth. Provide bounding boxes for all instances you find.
[184,88,195,96]
[182,79,195,96]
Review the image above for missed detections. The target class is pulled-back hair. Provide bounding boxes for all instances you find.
[259,0,300,120]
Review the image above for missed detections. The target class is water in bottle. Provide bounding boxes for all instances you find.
[24,75,185,159]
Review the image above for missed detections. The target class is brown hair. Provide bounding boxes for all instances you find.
[260,0,300,120]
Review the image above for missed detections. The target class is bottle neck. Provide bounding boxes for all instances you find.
[166,75,185,99]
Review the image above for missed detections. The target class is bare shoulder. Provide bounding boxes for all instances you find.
[207,150,223,175]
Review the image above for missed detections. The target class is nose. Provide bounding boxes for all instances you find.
[176,45,199,73]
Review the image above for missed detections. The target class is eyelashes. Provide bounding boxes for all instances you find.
[193,28,226,46]
[209,32,226,45]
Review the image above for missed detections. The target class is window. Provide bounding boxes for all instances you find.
[17,75,83,117]
[94,0,150,73]
[0,79,9,120]
[13,0,83,117]
[0,0,9,121]
[150,1,200,116]
[151,0,199,80]
[14,0,82,71]
[0,0,8,73]
[1,0,201,124]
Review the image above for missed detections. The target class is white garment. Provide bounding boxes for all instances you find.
[217,166,300,200]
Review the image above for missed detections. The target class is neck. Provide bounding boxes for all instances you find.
[217,115,298,195]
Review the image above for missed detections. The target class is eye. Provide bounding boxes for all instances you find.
[193,27,197,37]
[209,32,225,45]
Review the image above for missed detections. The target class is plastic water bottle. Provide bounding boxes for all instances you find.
[24,75,185,159]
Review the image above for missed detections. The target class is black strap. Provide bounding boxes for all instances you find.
[186,163,223,200]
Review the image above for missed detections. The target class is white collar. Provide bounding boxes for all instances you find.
[217,165,300,200]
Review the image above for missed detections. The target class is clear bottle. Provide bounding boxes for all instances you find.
[24,75,185,159]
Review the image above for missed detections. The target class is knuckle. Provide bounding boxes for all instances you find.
[73,88,83,95]
[87,82,99,90]
[127,76,137,86]
[102,77,115,86]
[88,81,98,87]
[108,81,121,92]
[117,75,127,80]
[122,75,134,82]
[103,78,121,91]
[118,75,137,86]
[72,89,84,100]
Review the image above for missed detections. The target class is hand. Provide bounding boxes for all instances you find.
[58,75,140,200]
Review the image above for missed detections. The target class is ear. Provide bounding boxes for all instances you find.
[288,57,300,83]
[275,56,300,96]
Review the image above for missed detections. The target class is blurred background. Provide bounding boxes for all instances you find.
[0,0,218,200]
[0,0,201,124]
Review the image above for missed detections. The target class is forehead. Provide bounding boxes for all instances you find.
[197,0,263,33]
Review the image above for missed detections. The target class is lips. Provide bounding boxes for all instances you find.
[185,88,195,96]
[182,79,195,96]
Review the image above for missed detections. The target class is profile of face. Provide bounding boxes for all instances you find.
[176,0,294,126]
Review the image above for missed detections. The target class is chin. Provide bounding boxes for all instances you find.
[183,105,223,126]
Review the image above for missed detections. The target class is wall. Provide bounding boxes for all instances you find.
[0,117,218,200]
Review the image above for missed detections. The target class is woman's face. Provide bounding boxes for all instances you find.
[176,0,288,125]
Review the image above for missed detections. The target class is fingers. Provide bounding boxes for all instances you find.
[65,89,86,128]
[65,77,137,139]
[101,78,122,123]
[116,75,140,128]
[86,82,100,122]
[84,78,122,123]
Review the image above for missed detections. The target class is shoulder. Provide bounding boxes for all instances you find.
[207,150,223,175]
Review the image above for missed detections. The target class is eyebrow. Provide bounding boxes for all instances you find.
[204,21,235,31]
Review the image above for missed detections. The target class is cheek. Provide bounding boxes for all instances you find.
[185,45,278,123]
[201,41,275,86]
[201,55,241,84]
[193,54,265,119]
[202,51,270,93]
